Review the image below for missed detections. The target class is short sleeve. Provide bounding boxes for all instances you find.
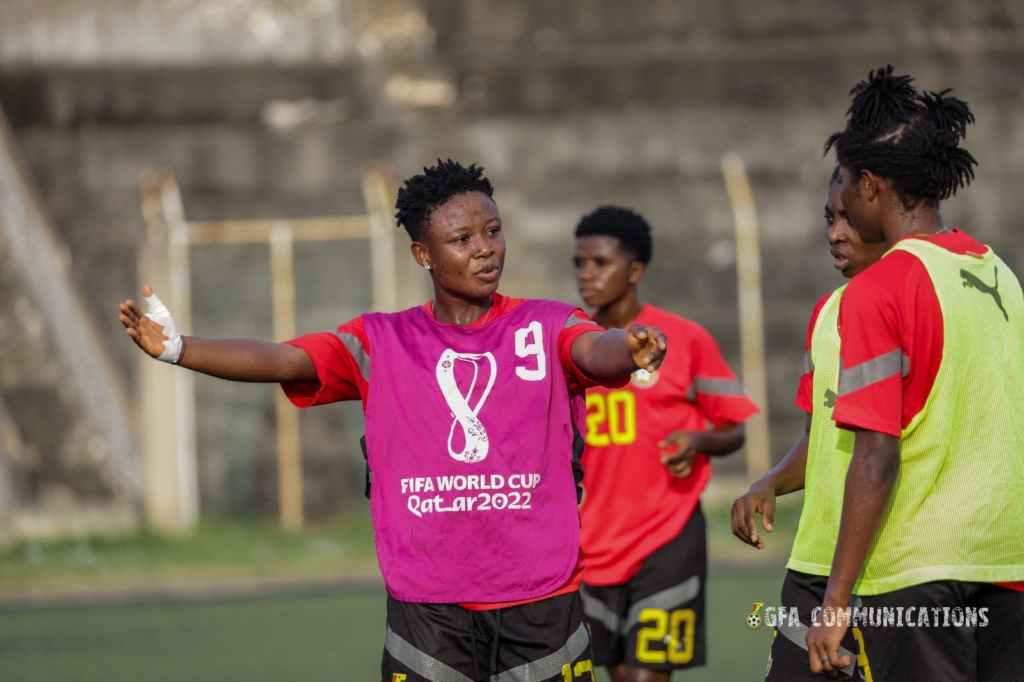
[833,252,943,438]
[688,326,759,427]
[281,317,370,408]
[796,294,832,415]
[557,310,629,390]
[833,272,904,436]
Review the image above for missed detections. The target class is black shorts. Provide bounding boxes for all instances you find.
[857,581,1024,682]
[382,590,594,682]
[765,570,862,681]
[580,504,707,671]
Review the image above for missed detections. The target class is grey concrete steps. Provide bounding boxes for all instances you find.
[0,105,139,511]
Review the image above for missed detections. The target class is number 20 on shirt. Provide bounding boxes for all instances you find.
[585,390,637,447]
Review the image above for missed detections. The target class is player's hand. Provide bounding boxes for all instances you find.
[626,325,667,372]
[659,431,699,478]
[118,285,183,363]
[806,608,851,676]
[731,479,776,549]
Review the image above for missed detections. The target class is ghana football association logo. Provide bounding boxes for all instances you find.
[746,602,764,630]
[631,367,659,389]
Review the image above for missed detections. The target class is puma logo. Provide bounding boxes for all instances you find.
[823,388,837,409]
[961,266,1009,321]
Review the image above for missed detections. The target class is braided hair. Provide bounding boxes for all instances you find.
[395,159,495,241]
[825,65,977,211]
[575,206,653,264]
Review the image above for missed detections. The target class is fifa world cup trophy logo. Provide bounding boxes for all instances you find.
[436,349,496,463]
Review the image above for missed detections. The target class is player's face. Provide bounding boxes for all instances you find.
[574,235,637,309]
[826,180,887,279]
[838,164,886,245]
[419,191,505,300]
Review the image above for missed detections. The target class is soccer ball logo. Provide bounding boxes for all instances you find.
[746,602,764,630]
[631,368,659,389]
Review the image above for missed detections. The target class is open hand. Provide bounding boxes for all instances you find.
[659,431,699,478]
[731,479,776,549]
[625,325,667,372]
[118,285,182,363]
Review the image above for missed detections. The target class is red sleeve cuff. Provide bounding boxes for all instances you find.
[832,413,902,438]
[558,322,630,390]
[795,371,814,413]
[280,339,331,408]
[795,398,814,414]
[280,334,363,407]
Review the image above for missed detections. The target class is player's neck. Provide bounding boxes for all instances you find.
[882,204,947,248]
[595,291,644,330]
[431,290,494,325]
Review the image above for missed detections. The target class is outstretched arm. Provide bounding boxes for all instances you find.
[569,325,667,378]
[731,413,811,549]
[119,286,316,384]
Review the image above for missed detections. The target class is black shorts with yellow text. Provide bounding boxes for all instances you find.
[857,580,1024,682]
[580,504,707,671]
[765,570,862,681]
[382,590,594,682]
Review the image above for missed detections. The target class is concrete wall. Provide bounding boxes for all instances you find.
[2,0,1022,518]
[0,0,363,66]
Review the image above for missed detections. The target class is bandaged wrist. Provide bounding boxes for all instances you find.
[143,292,183,364]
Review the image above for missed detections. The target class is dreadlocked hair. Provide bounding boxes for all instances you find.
[920,88,974,140]
[575,205,653,264]
[824,65,978,210]
[394,159,495,241]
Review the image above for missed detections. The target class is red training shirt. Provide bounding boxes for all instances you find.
[281,292,614,608]
[832,230,1024,594]
[579,304,759,586]
[832,230,986,436]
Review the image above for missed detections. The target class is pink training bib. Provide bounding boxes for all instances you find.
[363,300,586,603]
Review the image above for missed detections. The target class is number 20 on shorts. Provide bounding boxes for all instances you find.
[636,608,696,665]
[585,390,637,447]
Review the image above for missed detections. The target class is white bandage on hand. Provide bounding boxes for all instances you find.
[143,291,183,364]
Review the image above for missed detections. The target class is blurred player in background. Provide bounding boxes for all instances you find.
[804,66,1024,681]
[731,167,887,681]
[119,160,668,682]
[572,206,758,682]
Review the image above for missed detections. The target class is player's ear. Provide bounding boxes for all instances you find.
[861,169,879,202]
[628,261,646,285]
[411,241,431,270]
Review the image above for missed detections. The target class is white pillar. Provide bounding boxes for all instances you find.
[721,153,772,482]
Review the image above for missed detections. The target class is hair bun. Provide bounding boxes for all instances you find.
[847,65,919,133]
[919,89,975,141]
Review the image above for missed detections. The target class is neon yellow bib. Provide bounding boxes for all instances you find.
[787,286,853,576]
[853,238,1024,595]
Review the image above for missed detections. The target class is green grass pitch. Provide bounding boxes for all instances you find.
[0,572,783,681]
